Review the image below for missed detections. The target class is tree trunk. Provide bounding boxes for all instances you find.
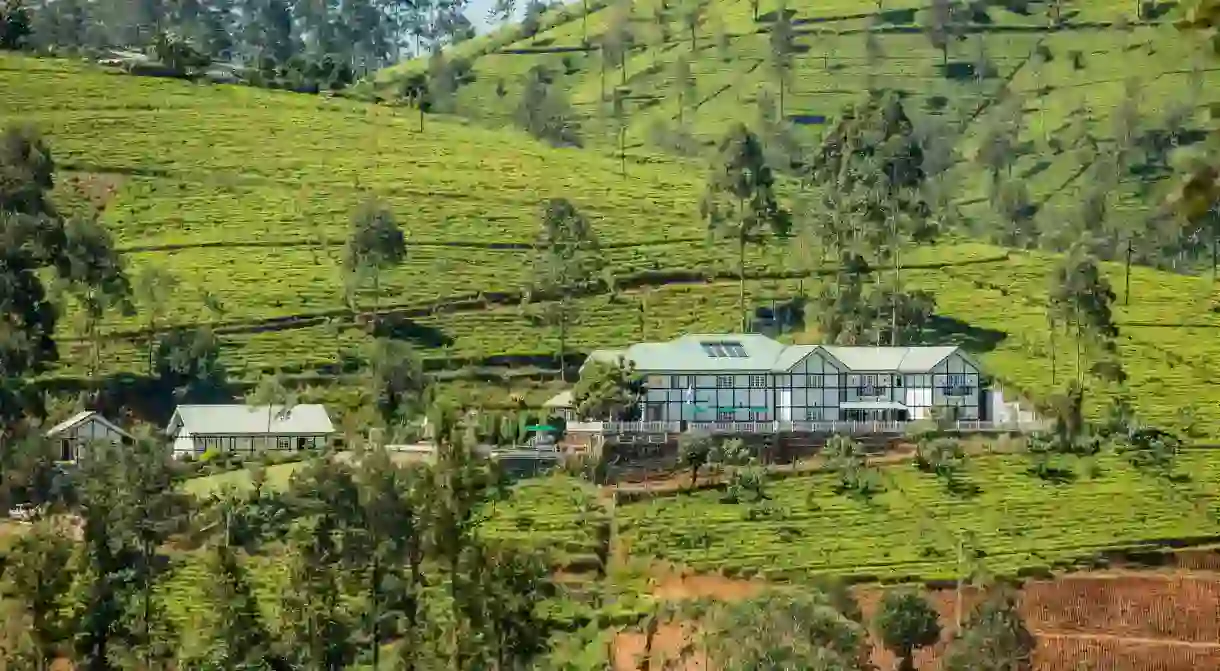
[778,78,785,119]
[1050,321,1057,384]
[559,296,569,383]
[372,271,381,330]
[892,207,900,346]
[600,60,607,101]
[1212,217,1218,282]
[449,553,462,671]
[738,234,747,331]
[1125,239,1132,305]
[619,127,626,177]
[370,552,381,670]
[582,0,588,43]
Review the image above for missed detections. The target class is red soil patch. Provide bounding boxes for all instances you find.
[616,569,1220,671]
[58,171,126,214]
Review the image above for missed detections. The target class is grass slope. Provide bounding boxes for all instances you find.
[378,0,1220,244]
[5,50,1220,434]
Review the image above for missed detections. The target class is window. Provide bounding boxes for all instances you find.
[749,410,765,421]
[805,407,822,421]
[894,375,904,387]
[717,410,735,422]
[723,342,747,358]
[277,436,292,450]
[943,374,972,396]
[671,375,682,389]
[716,375,733,388]
[809,374,823,388]
[858,374,880,396]
[749,375,767,388]
[647,375,665,388]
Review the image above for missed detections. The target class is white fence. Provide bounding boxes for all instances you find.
[566,420,1052,436]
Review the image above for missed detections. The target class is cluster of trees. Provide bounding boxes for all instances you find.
[0,403,1045,671]
[0,0,477,79]
[0,404,578,669]
[637,572,1033,671]
[0,124,131,426]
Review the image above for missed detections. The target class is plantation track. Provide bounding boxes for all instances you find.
[115,236,709,253]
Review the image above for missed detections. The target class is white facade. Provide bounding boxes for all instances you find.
[167,404,335,456]
[44,411,134,461]
[587,335,984,424]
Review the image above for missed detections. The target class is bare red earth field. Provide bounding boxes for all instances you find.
[613,568,1220,671]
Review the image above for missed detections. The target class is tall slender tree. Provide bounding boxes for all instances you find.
[767,0,794,118]
[343,195,406,329]
[701,123,791,331]
[528,198,603,382]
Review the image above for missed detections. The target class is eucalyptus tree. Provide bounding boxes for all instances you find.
[134,265,178,375]
[71,436,190,670]
[942,583,1035,671]
[1047,247,1122,386]
[767,0,795,117]
[247,369,298,440]
[602,0,633,88]
[701,122,791,331]
[680,0,703,49]
[673,55,696,125]
[343,195,405,329]
[924,0,963,68]
[351,445,428,671]
[2,518,74,670]
[0,125,129,426]
[529,198,603,382]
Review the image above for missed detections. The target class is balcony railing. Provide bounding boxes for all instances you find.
[570,419,1052,436]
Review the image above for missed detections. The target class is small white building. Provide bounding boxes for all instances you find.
[166,404,335,456]
[584,334,987,424]
[44,411,134,462]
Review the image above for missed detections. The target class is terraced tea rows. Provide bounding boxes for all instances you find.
[617,453,1220,581]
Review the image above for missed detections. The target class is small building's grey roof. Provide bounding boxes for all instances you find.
[840,400,908,410]
[45,411,133,440]
[822,346,959,372]
[543,390,574,408]
[169,404,335,436]
[582,334,970,375]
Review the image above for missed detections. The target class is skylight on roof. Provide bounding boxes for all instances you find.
[701,340,747,358]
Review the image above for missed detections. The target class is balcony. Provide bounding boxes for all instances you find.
[571,419,1051,436]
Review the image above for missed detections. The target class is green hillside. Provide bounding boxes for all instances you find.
[3,40,1220,435]
[378,0,1220,249]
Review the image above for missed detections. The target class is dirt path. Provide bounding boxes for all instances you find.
[1034,631,1220,650]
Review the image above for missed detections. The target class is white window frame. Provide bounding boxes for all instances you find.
[716,375,733,388]
[749,375,767,388]
[716,409,735,422]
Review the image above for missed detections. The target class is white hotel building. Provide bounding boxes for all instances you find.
[582,333,988,425]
